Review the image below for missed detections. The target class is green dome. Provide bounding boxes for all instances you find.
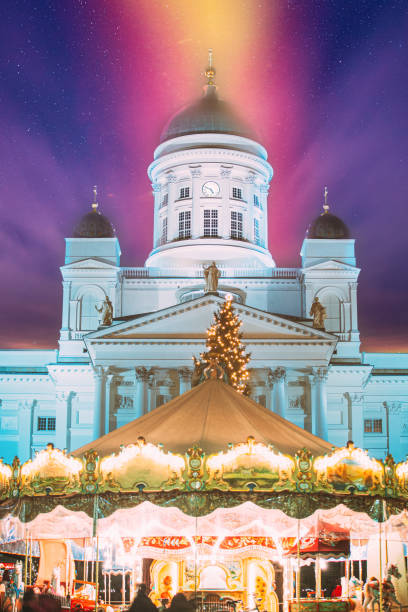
[160,85,254,143]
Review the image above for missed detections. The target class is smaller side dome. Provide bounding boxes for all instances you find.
[307,187,350,239]
[308,213,350,239]
[73,187,115,238]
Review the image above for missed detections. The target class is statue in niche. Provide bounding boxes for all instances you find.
[95,295,113,326]
[309,297,327,330]
[203,261,220,292]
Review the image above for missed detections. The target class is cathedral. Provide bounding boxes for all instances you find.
[1,63,407,464]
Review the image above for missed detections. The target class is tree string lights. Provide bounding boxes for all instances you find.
[198,296,250,395]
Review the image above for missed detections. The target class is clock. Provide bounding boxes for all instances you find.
[202,181,220,197]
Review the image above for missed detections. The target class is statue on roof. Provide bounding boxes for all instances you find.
[203,261,220,293]
[310,297,327,330]
[95,295,113,327]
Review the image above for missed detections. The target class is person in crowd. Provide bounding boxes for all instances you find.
[128,584,157,612]
[168,593,194,612]
[5,576,21,612]
[0,575,6,609]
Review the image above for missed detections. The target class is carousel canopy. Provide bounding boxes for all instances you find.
[74,379,332,457]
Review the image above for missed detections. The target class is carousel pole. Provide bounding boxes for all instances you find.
[95,537,100,608]
[24,529,28,590]
[315,554,321,601]
[358,540,362,583]
[379,522,383,612]
[346,559,350,600]
[296,519,301,608]
[92,494,99,612]
[29,533,33,586]
[122,568,125,607]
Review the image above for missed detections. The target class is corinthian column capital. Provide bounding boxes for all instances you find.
[312,367,328,384]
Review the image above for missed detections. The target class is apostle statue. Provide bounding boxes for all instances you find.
[203,261,220,293]
[95,296,113,326]
[309,297,327,330]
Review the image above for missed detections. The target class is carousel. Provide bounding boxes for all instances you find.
[1,379,408,612]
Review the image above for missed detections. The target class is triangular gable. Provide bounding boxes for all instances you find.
[303,259,360,272]
[61,258,119,271]
[86,295,335,343]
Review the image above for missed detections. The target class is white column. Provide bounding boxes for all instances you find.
[167,173,177,242]
[311,367,329,440]
[271,368,287,418]
[260,183,269,247]
[190,167,202,239]
[93,367,105,441]
[245,174,255,243]
[266,372,274,412]
[18,401,33,461]
[148,378,157,413]
[220,167,232,239]
[55,391,69,450]
[134,368,150,417]
[346,392,364,448]
[152,181,162,247]
[60,281,72,339]
[350,281,359,333]
[104,372,115,435]
[178,368,192,395]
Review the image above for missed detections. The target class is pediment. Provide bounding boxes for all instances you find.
[61,258,118,270]
[303,260,359,272]
[86,295,335,343]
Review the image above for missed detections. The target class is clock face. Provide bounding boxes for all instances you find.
[202,181,220,197]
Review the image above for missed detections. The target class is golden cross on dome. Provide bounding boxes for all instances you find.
[205,48,216,86]
[92,185,98,211]
[323,185,329,213]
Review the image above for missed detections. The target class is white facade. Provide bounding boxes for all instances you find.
[1,79,407,464]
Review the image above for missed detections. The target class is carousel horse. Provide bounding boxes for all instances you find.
[363,564,402,612]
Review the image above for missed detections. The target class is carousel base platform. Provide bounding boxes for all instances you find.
[289,599,350,612]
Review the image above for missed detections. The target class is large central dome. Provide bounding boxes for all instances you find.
[160,84,254,143]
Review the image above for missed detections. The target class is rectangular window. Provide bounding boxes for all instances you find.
[178,210,191,239]
[179,187,190,199]
[232,187,242,200]
[160,194,168,208]
[254,218,261,245]
[159,217,167,245]
[231,211,243,239]
[364,418,383,433]
[253,194,261,209]
[203,209,218,237]
[37,417,56,432]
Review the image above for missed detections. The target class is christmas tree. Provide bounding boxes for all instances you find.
[197,295,250,394]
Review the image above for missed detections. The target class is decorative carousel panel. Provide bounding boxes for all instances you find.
[395,458,408,495]
[205,436,296,491]
[99,437,186,492]
[0,460,12,500]
[313,442,384,495]
[20,444,82,496]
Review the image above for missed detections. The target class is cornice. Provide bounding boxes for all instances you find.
[149,156,271,187]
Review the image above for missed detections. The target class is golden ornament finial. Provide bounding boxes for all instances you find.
[323,185,329,214]
[205,48,216,86]
[92,185,98,211]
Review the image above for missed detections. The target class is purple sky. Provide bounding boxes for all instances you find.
[0,1,407,352]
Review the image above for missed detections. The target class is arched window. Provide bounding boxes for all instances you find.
[320,293,341,333]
